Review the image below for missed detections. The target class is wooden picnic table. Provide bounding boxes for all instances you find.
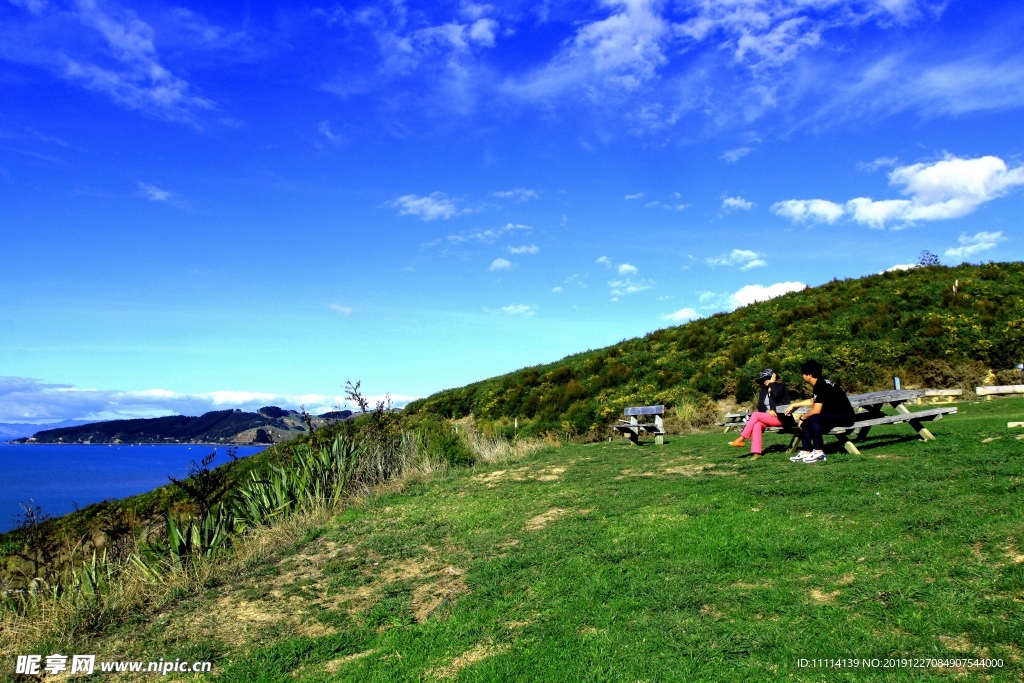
[716,389,957,455]
[612,405,666,445]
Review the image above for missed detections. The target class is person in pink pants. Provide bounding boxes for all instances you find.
[730,368,791,459]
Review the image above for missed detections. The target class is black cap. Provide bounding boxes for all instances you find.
[756,368,775,384]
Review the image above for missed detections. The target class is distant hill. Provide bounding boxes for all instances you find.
[17,407,329,445]
[0,420,93,441]
[407,262,1024,436]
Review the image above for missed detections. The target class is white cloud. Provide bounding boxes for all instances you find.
[944,231,1007,260]
[721,147,754,163]
[138,181,172,202]
[707,249,767,270]
[0,376,416,423]
[881,263,917,273]
[489,257,512,271]
[596,256,612,268]
[625,192,644,200]
[484,304,536,316]
[662,307,698,323]
[492,188,539,202]
[775,155,1024,228]
[722,196,754,211]
[730,281,807,308]
[771,199,845,224]
[390,192,459,220]
[505,244,539,255]
[551,286,563,293]
[609,278,653,296]
[617,263,638,276]
[328,304,355,315]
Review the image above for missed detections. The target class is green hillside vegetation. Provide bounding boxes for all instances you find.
[408,262,1024,438]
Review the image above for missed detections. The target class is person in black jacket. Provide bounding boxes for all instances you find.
[729,368,791,459]
[784,359,856,464]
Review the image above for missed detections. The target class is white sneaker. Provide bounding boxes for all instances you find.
[790,451,811,462]
[802,450,826,463]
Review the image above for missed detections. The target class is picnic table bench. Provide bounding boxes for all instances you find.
[612,405,666,445]
[716,389,957,455]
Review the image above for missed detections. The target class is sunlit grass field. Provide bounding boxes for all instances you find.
[39,398,1024,682]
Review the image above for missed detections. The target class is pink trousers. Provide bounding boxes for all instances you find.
[741,412,783,454]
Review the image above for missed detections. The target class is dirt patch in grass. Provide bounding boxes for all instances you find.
[809,589,840,604]
[663,464,714,476]
[524,508,567,531]
[429,641,508,680]
[938,634,973,652]
[616,469,656,479]
[473,466,566,487]
[411,566,468,623]
[325,649,375,671]
[837,573,856,585]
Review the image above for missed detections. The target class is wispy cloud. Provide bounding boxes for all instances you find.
[328,304,356,315]
[721,147,754,163]
[442,222,532,245]
[625,192,645,200]
[774,155,1024,229]
[318,121,344,146]
[858,156,899,172]
[944,231,1007,260]
[609,278,653,297]
[505,244,539,255]
[138,181,172,202]
[484,304,536,316]
[617,263,638,276]
[707,249,767,270]
[390,192,460,220]
[489,257,512,271]
[1,0,220,123]
[492,188,539,202]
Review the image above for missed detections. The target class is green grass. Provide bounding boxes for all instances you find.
[16,398,1024,682]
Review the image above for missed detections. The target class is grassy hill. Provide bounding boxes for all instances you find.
[7,397,1020,681]
[407,262,1024,437]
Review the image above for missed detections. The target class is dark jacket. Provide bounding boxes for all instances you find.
[757,382,791,413]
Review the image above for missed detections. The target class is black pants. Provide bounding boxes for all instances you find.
[801,412,855,451]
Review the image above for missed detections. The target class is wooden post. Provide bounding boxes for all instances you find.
[895,403,936,440]
[835,433,861,455]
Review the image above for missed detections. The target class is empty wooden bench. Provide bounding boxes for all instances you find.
[612,405,666,445]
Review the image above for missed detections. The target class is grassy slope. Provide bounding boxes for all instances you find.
[407,263,1024,436]
[56,397,1023,682]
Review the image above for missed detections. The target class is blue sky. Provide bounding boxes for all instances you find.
[1,0,1023,422]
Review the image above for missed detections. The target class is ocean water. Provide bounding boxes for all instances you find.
[0,444,267,533]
